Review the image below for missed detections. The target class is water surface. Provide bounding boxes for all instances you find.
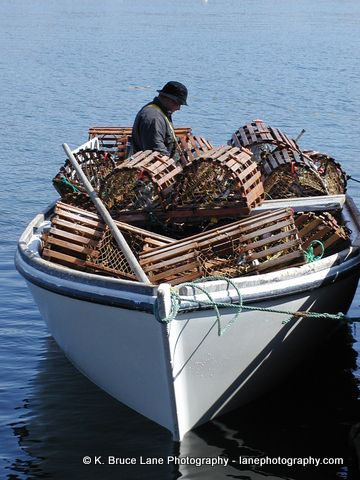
[1,1,359,478]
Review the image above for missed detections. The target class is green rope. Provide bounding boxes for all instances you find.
[153,275,357,336]
[60,175,79,193]
[304,240,325,263]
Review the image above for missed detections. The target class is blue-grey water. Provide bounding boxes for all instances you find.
[1,1,360,478]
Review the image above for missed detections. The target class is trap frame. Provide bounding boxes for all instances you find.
[229,119,300,162]
[139,209,304,285]
[41,202,174,280]
[262,148,328,199]
[88,126,192,162]
[303,150,347,195]
[99,150,183,214]
[169,145,264,219]
[295,211,350,257]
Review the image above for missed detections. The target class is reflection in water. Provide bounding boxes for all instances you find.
[190,325,359,480]
[7,337,176,480]
[7,325,360,480]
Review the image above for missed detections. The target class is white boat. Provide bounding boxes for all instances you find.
[15,188,360,440]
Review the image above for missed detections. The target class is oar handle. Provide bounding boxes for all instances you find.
[294,128,306,143]
[62,143,151,285]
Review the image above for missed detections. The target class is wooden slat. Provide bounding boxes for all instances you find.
[52,218,103,238]
[142,251,197,272]
[42,248,88,266]
[248,239,301,260]
[54,208,104,230]
[140,242,199,263]
[47,227,100,247]
[56,202,174,243]
[242,228,299,251]
[44,236,99,258]
[255,250,305,272]
[148,261,200,283]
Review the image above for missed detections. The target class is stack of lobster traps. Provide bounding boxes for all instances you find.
[228,119,347,199]
[40,200,351,285]
[45,121,351,284]
[53,127,265,232]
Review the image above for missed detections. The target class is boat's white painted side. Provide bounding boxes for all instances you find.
[169,271,359,439]
[25,281,179,437]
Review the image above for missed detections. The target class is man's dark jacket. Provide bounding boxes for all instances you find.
[132,97,175,156]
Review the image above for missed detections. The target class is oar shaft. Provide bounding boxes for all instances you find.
[295,128,306,142]
[62,143,151,284]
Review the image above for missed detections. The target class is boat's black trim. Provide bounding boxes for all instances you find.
[15,251,155,313]
[16,247,360,316]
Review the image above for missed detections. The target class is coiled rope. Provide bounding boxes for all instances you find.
[153,276,358,336]
[304,240,325,263]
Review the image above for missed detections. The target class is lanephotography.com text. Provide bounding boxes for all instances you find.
[82,455,344,468]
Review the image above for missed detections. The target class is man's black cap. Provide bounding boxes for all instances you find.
[157,81,188,106]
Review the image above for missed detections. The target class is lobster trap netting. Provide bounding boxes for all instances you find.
[295,211,350,257]
[53,149,116,197]
[303,150,347,194]
[90,228,145,278]
[262,148,328,199]
[139,209,304,285]
[170,146,264,213]
[57,191,98,212]
[229,119,300,163]
[41,201,174,280]
[99,150,183,214]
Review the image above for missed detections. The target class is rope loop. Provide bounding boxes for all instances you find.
[304,240,325,263]
[153,275,356,336]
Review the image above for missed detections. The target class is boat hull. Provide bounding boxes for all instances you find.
[15,195,360,440]
[23,265,358,441]
[168,272,359,438]
[25,280,179,437]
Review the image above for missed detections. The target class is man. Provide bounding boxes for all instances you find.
[132,81,188,157]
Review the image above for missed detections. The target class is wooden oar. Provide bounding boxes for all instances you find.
[62,143,151,284]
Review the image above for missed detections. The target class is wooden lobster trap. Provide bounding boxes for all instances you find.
[99,150,183,215]
[53,149,115,196]
[262,148,328,199]
[139,209,304,285]
[88,126,192,163]
[177,134,214,166]
[295,211,350,257]
[168,145,264,221]
[52,149,116,211]
[41,202,174,280]
[303,150,347,194]
[229,119,300,162]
